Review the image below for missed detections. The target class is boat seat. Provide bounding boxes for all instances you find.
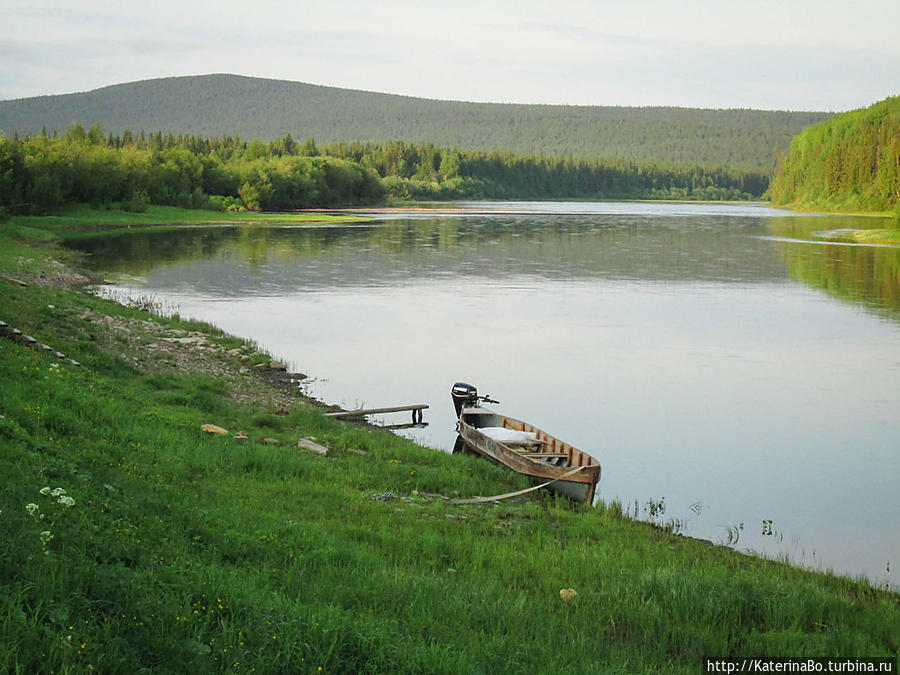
[502,438,548,447]
[520,452,568,459]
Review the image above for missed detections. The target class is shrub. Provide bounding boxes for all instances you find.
[120,189,151,212]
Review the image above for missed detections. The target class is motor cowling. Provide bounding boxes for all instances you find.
[451,382,479,418]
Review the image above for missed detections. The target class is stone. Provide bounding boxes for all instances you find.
[234,431,249,440]
[559,588,578,601]
[162,336,206,345]
[297,438,329,456]
[258,437,280,445]
[269,361,287,370]
[201,423,229,435]
[1,275,27,287]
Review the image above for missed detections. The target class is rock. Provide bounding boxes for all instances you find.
[1,275,27,287]
[234,431,248,440]
[258,437,280,445]
[289,372,308,380]
[559,588,578,601]
[268,361,287,370]
[201,424,229,435]
[162,336,206,345]
[297,438,329,456]
[347,447,368,456]
[275,409,290,416]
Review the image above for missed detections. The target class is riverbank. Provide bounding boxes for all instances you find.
[823,227,900,246]
[1,215,899,673]
[7,204,370,236]
[775,201,900,245]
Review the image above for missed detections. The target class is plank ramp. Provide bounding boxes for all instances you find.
[325,404,428,424]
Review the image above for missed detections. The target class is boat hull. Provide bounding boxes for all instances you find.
[457,408,601,503]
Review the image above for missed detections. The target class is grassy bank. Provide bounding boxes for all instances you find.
[826,228,900,246]
[6,204,368,236]
[776,202,900,246]
[1,216,898,673]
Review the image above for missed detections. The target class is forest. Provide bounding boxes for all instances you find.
[0,125,770,217]
[769,95,900,212]
[0,74,831,172]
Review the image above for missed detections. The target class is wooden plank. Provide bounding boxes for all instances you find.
[520,452,569,459]
[325,404,429,418]
[499,438,548,447]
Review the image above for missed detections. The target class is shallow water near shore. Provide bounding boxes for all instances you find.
[68,201,900,587]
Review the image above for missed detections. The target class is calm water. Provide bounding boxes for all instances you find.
[69,202,900,587]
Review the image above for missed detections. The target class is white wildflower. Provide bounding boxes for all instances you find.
[39,487,51,495]
[49,488,65,497]
[39,531,53,544]
[25,503,39,516]
[58,495,75,507]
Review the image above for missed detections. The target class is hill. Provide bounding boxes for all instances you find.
[770,95,900,212]
[0,74,831,172]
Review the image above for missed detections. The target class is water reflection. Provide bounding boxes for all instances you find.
[767,217,900,320]
[73,214,793,288]
[67,203,900,588]
[71,211,900,323]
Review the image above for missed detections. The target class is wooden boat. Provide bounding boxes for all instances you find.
[451,383,601,503]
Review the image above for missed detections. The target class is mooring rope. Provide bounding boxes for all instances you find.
[450,465,587,505]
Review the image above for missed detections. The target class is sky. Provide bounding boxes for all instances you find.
[1,0,898,111]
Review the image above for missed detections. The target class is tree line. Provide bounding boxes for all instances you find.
[0,75,832,171]
[326,139,768,201]
[0,124,770,218]
[770,95,900,212]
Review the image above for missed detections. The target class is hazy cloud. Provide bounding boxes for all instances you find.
[1,0,898,109]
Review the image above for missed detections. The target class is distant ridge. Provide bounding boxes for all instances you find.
[0,74,832,171]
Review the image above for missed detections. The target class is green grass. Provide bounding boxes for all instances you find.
[1,225,899,673]
[8,204,368,237]
[846,228,900,246]
[816,224,900,246]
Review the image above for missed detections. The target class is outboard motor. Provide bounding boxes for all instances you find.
[451,382,479,418]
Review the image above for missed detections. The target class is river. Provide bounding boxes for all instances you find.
[67,201,900,588]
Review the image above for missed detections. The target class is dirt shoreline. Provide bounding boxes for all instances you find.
[13,255,355,420]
